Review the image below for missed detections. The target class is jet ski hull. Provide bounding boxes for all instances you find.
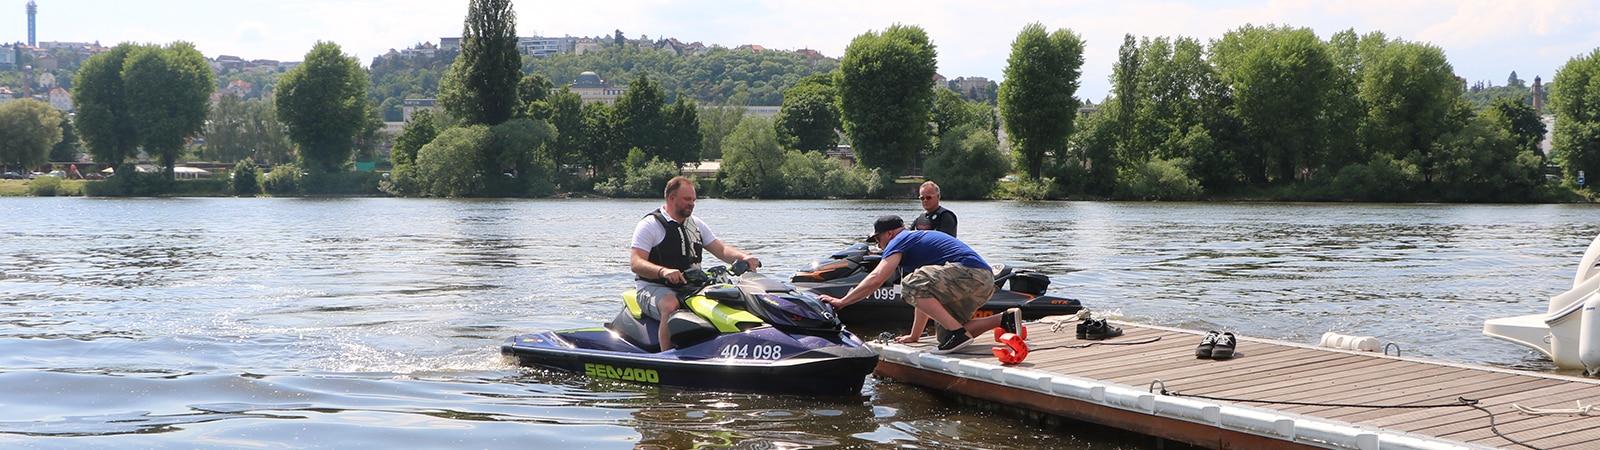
[502,326,880,396]
[792,275,1083,326]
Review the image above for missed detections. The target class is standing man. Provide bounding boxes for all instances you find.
[630,176,761,351]
[916,181,957,237]
[821,215,1019,353]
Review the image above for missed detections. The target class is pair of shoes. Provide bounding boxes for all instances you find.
[999,308,1025,338]
[1196,330,1220,358]
[1210,332,1237,359]
[932,329,975,354]
[1081,319,1122,340]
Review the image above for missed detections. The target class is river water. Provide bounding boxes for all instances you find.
[0,197,1594,448]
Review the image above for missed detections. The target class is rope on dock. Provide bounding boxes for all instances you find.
[1513,401,1600,416]
[1044,336,1163,349]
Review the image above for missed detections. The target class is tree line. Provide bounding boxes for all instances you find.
[10,3,1600,202]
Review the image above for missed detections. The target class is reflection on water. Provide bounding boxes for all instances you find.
[0,197,1594,447]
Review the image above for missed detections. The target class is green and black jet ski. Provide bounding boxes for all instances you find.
[502,261,880,396]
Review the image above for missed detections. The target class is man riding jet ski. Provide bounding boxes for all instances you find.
[502,261,880,396]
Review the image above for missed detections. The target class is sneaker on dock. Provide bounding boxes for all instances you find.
[1083,319,1123,340]
[1196,330,1221,359]
[1210,332,1237,359]
[932,330,975,354]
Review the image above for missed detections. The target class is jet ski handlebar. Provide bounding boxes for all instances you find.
[682,259,752,287]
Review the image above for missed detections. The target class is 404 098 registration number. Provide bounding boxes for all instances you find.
[719,344,783,360]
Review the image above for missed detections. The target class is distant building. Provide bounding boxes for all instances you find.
[36,71,54,88]
[47,86,71,111]
[400,41,439,59]
[567,71,625,105]
[1533,76,1545,114]
[518,37,574,57]
[440,37,461,52]
[39,41,95,51]
[0,86,14,105]
[226,79,253,97]
[573,38,603,55]
[402,99,441,122]
[951,76,989,95]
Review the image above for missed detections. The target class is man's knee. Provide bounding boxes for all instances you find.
[657,295,680,312]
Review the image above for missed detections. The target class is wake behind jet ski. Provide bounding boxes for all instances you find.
[502,261,879,396]
[790,244,1083,326]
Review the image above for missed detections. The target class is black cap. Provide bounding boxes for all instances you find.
[865,215,904,243]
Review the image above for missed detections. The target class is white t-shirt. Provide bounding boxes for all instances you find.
[632,207,718,288]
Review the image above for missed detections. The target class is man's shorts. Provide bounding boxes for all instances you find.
[635,283,699,319]
[901,263,995,339]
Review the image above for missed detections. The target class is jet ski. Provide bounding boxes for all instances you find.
[789,243,1084,326]
[502,260,880,396]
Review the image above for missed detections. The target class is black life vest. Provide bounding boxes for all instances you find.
[642,209,703,283]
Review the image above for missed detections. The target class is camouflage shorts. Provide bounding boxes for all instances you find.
[901,263,995,338]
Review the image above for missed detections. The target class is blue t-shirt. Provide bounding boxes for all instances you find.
[881,230,989,272]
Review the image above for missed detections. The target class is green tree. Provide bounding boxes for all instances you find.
[662,95,703,167]
[203,96,292,164]
[1357,40,1460,184]
[1110,34,1141,170]
[613,73,668,161]
[930,88,972,141]
[205,94,252,162]
[275,41,370,173]
[925,124,1009,199]
[999,23,1085,179]
[391,109,439,169]
[775,74,840,153]
[1211,24,1336,184]
[579,101,620,177]
[1432,112,1542,200]
[545,87,585,176]
[837,24,938,178]
[73,43,140,171]
[485,117,557,196]
[232,158,260,196]
[414,125,489,197]
[439,0,521,126]
[718,116,785,197]
[378,109,439,196]
[1551,48,1600,187]
[124,42,214,180]
[1484,96,1548,161]
[48,109,80,163]
[1061,106,1120,196]
[245,98,295,165]
[698,102,746,160]
[518,72,554,118]
[0,99,63,170]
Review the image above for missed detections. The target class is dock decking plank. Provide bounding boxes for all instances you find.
[872,321,1600,449]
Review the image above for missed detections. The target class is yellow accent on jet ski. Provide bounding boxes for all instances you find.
[684,292,764,332]
[623,290,644,319]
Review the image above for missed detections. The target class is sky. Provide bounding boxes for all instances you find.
[5,0,1599,99]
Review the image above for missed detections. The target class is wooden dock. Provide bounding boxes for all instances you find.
[869,319,1600,449]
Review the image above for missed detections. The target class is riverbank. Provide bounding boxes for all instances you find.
[4,176,1594,203]
[0,179,86,196]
